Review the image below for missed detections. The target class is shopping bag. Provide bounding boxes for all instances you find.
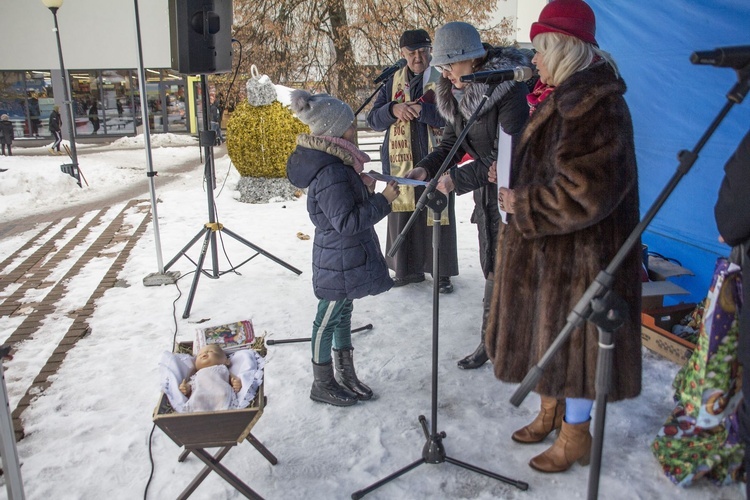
[652,257,744,487]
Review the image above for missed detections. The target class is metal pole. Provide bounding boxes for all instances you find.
[0,346,25,499]
[132,0,165,273]
[49,7,78,168]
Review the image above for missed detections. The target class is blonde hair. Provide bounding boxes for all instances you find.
[532,32,618,86]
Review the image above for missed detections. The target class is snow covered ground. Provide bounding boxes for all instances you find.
[0,135,744,499]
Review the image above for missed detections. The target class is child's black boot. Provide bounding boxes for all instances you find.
[333,348,373,400]
[311,360,357,406]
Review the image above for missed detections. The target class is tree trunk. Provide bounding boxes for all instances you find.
[327,0,358,107]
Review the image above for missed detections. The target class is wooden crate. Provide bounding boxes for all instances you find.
[641,303,697,365]
[153,341,265,448]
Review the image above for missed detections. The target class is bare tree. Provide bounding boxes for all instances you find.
[214,0,514,108]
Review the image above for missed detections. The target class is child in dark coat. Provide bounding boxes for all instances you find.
[0,114,14,156]
[286,90,399,406]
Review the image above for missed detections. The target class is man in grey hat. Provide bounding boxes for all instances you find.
[366,28,458,294]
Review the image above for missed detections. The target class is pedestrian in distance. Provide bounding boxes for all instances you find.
[49,105,63,155]
[29,93,41,138]
[366,28,458,294]
[286,90,400,407]
[485,0,642,473]
[89,101,100,134]
[0,114,14,156]
[209,94,223,145]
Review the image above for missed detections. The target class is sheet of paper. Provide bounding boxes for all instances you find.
[366,171,428,186]
[496,129,512,224]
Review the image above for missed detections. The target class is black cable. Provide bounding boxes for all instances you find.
[171,280,183,350]
[214,158,233,198]
[218,38,244,118]
[212,202,241,276]
[143,423,157,499]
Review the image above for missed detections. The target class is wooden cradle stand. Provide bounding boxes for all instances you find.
[153,345,276,499]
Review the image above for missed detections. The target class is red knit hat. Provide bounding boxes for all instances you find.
[530,0,598,46]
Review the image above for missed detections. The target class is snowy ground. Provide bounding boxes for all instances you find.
[0,136,744,499]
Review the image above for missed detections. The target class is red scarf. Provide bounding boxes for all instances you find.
[526,79,555,115]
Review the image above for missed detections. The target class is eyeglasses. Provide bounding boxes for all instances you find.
[433,63,453,73]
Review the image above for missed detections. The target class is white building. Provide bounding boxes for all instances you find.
[0,0,183,140]
[493,0,548,46]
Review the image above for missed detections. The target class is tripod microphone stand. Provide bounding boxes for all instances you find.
[164,75,302,319]
[510,63,750,500]
[352,83,528,499]
[355,82,385,116]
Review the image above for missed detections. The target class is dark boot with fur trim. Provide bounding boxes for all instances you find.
[310,360,358,406]
[333,348,373,400]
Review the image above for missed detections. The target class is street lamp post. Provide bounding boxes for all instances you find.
[42,0,78,167]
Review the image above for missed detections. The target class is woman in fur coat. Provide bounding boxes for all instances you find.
[407,21,529,369]
[485,0,642,473]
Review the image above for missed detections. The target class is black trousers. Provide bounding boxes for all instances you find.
[52,130,62,151]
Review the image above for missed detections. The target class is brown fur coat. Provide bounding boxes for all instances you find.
[485,61,642,401]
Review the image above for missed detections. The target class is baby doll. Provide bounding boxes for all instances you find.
[179,344,241,412]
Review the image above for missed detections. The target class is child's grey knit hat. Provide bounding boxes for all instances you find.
[290,90,354,138]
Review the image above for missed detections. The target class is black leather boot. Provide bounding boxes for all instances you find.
[457,277,493,369]
[333,348,373,400]
[310,360,358,406]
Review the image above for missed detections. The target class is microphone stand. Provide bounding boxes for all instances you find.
[355,82,385,116]
[510,65,750,500]
[352,82,528,498]
[355,63,404,116]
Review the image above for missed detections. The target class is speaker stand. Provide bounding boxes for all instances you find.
[163,75,302,318]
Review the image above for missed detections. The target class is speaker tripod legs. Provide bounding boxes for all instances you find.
[181,226,215,318]
[164,222,303,319]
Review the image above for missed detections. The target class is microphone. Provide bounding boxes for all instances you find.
[374,59,407,84]
[690,46,750,69]
[460,66,533,84]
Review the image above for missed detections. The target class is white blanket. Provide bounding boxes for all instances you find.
[159,349,265,413]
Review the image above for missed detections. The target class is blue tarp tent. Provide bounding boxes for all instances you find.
[590,0,750,304]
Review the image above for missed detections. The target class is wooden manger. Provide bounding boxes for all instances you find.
[153,342,276,499]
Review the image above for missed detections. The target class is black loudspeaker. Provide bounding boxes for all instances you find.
[168,0,233,75]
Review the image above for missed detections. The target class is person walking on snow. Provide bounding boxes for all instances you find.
[49,105,63,155]
[0,114,14,156]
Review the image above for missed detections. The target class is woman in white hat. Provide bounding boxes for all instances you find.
[407,21,530,370]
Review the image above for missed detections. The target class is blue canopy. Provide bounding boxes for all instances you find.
[590,0,750,303]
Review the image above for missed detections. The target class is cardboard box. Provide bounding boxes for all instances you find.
[641,255,694,310]
[641,303,697,365]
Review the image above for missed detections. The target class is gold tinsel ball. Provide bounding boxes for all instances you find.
[226,100,309,178]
